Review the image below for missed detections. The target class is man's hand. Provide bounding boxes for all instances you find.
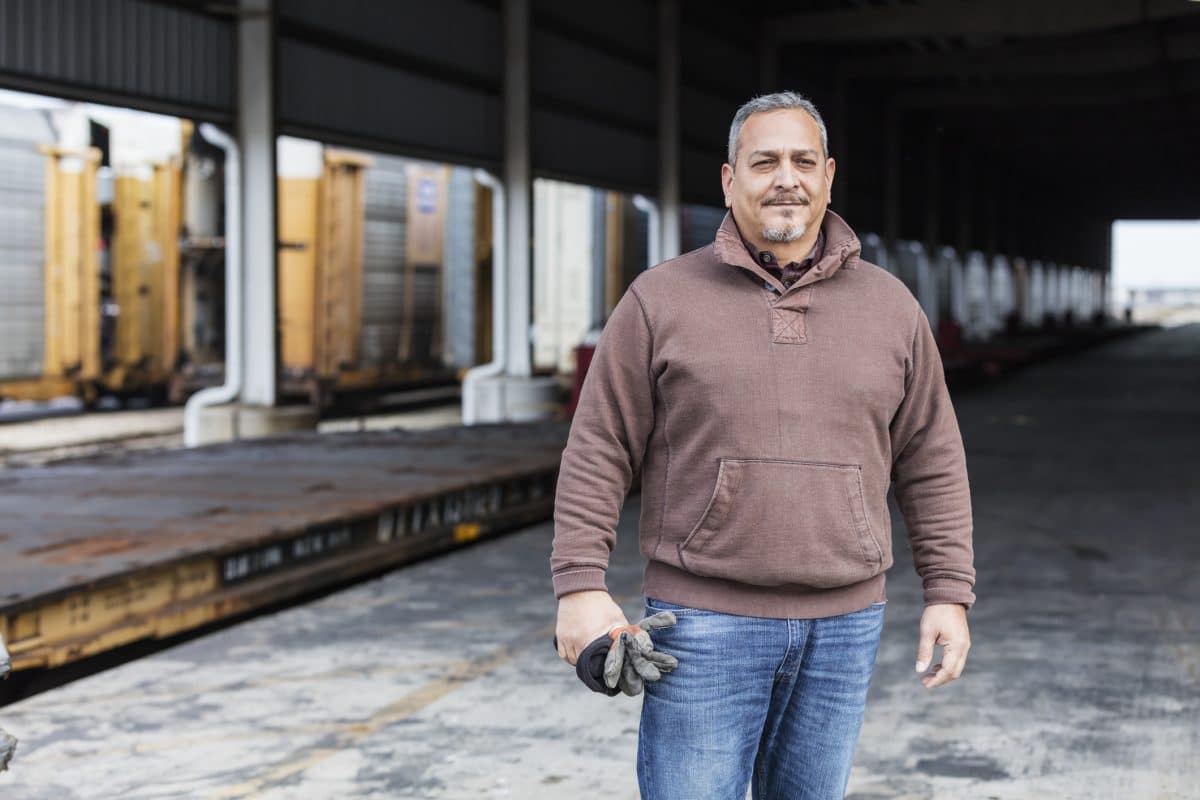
[915,603,971,689]
[555,590,629,666]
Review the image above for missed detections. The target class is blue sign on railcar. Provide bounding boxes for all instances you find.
[416,178,438,214]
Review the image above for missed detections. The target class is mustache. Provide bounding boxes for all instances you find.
[764,194,810,205]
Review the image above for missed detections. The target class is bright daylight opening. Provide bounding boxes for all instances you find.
[1111,220,1200,326]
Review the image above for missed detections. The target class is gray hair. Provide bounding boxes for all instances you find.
[727,91,829,166]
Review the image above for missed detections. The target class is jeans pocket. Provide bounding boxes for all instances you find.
[644,596,711,617]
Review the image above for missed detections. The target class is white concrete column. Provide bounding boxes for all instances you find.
[504,0,532,378]
[658,0,681,262]
[238,0,277,405]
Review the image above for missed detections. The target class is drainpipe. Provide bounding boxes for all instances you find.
[184,123,242,447]
[462,169,507,425]
[632,194,661,269]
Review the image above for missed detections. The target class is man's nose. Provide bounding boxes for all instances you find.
[774,161,800,189]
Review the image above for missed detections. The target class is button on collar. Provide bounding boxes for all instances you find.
[759,251,774,264]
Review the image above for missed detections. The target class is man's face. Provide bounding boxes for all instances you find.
[721,109,836,244]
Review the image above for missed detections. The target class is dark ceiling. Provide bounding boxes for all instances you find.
[761,0,1200,267]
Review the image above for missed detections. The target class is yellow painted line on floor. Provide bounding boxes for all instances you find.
[204,591,642,799]
[205,620,558,800]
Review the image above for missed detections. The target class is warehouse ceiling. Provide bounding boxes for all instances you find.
[765,0,1200,267]
[2,0,1198,269]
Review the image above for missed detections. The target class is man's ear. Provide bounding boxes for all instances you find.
[721,162,734,208]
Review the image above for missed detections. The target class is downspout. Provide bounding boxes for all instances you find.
[184,123,242,447]
[462,169,507,425]
[632,194,662,269]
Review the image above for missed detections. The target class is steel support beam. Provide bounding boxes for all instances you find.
[238,0,277,406]
[658,0,681,261]
[503,0,532,377]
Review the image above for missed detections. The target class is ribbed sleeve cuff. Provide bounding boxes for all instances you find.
[923,577,976,610]
[552,567,609,598]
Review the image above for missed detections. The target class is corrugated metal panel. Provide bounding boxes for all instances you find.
[442,166,476,369]
[278,37,502,165]
[0,0,233,116]
[360,153,408,367]
[532,108,656,194]
[532,0,657,62]
[531,29,656,134]
[279,0,500,85]
[681,24,757,99]
[0,106,52,380]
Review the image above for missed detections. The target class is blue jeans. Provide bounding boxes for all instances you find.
[637,596,886,800]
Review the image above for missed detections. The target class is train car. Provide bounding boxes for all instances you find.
[1026,259,1047,328]
[0,104,102,403]
[859,232,892,274]
[990,254,1017,335]
[275,138,490,408]
[93,108,188,401]
[532,179,651,376]
[0,98,223,407]
[893,240,939,332]
[170,125,228,401]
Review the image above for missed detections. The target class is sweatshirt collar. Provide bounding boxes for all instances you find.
[714,208,862,293]
[738,224,825,274]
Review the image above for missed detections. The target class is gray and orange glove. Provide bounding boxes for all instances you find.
[1,633,14,771]
[603,611,680,696]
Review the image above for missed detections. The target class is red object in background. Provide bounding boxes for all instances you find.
[936,317,964,358]
[566,342,597,419]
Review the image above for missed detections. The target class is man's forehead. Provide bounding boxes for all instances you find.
[747,146,820,157]
[738,110,821,150]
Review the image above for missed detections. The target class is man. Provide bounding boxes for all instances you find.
[550,91,975,799]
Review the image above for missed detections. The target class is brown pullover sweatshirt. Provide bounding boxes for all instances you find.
[550,208,976,619]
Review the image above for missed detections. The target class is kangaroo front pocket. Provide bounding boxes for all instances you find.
[676,458,883,588]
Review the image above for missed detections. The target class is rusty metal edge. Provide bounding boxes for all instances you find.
[0,464,560,618]
[8,497,555,672]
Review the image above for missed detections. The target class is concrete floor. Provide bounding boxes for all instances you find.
[0,405,464,467]
[0,323,1196,799]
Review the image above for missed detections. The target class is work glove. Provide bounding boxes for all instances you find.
[0,728,14,772]
[1,633,14,771]
[553,610,679,696]
[603,611,680,696]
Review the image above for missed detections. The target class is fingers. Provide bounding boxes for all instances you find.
[643,650,678,672]
[620,653,643,695]
[555,635,576,666]
[920,637,971,690]
[915,627,937,673]
[638,611,678,631]
[628,648,661,682]
[631,630,654,654]
[604,633,627,689]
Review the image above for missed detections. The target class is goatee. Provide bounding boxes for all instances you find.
[762,221,807,242]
